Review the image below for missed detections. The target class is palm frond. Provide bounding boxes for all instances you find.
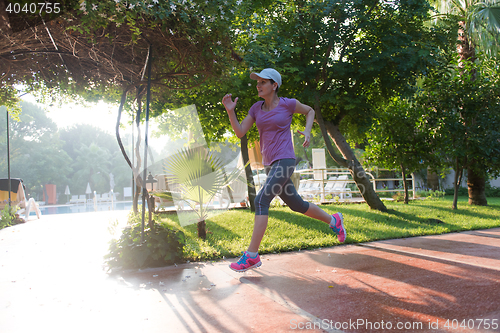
[474,5,500,31]
[470,4,500,56]
[161,146,247,221]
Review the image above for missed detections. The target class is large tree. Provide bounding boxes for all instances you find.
[0,101,72,199]
[417,56,500,208]
[72,143,112,194]
[430,0,500,205]
[364,98,439,204]
[232,0,451,212]
[60,124,115,155]
[58,124,133,196]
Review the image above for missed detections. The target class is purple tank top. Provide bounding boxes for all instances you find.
[248,97,296,165]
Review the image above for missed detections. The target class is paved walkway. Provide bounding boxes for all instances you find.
[0,211,499,333]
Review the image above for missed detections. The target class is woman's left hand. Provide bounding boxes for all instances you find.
[297,130,311,148]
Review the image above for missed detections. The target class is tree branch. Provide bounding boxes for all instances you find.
[115,85,135,170]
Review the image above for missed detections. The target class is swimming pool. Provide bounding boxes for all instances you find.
[37,201,134,215]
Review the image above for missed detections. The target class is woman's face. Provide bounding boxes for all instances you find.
[256,78,276,98]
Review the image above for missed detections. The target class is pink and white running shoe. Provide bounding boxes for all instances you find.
[229,251,262,272]
[330,212,346,243]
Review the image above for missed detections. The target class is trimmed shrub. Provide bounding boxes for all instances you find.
[105,215,185,270]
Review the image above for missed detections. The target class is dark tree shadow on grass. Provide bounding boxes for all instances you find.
[408,202,500,221]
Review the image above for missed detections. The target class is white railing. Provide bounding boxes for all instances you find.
[295,168,416,201]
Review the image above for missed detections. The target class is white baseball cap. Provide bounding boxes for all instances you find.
[250,68,282,87]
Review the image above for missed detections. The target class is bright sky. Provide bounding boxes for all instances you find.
[20,94,171,152]
[21,93,129,135]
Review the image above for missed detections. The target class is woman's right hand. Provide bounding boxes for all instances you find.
[222,93,238,114]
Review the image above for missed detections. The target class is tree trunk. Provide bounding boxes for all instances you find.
[133,183,141,214]
[115,85,144,214]
[197,220,206,239]
[147,194,155,229]
[346,146,387,212]
[452,158,463,210]
[457,21,476,65]
[314,102,387,212]
[401,165,409,204]
[452,165,460,210]
[427,169,440,191]
[133,91,144,213]
[457,21,487,206]
[240,135,256,212]
[467,166,487,206]
[115,86,137,213]
[116,87,134,169]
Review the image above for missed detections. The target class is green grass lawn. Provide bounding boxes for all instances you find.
[159,196,500,262]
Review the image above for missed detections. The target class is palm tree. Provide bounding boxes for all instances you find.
[153,146,246,239]
[430,0,500,205]
[431,0,500,58]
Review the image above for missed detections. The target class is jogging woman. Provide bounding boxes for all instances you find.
[222,68,346,272]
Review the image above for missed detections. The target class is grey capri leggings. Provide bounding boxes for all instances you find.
[254,158,310,216]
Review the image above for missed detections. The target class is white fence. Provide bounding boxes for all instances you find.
[295,168,416,201]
